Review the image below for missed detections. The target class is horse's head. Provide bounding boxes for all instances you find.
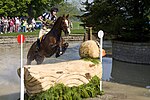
[61,14,71,36]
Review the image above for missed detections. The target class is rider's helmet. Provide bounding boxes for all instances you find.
[50,7,59,13]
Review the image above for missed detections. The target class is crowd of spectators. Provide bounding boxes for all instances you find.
[0,16,36,34]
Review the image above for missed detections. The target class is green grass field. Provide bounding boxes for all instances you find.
[71,21,84,29]
[0,21,85,36]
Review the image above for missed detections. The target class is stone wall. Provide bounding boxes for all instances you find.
[112,41,150,64]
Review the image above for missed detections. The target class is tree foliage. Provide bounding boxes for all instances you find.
[0,0,64,18]
[80,0,150,42]
[57,2,81,20]
[0,0,81,21]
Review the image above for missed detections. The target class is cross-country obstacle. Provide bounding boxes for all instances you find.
[17,40,105,97]
[18,59,102,96]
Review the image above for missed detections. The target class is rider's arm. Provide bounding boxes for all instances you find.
[38,13,48,24]
[38,15,47,26]
[38,16,44,22]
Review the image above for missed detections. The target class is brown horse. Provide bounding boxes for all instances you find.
[27,15,70,65]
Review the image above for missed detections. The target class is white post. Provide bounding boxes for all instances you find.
[98,30,104,92]
[20,35,24,100]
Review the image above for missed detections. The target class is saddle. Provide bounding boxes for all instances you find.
[36,35,46,50]
[40,34,47,42]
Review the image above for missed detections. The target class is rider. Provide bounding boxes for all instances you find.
[37,7,59,50]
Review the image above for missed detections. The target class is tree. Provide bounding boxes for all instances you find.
[0,0,27,17]
[0,0,64,17]
[80,0,150,42]
[57,2,81,20]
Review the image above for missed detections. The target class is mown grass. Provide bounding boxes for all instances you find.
[0,30,39,36]
[72,21,84,29]
[71,29,85,34]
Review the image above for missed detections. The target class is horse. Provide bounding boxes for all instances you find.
[27,14,71,65]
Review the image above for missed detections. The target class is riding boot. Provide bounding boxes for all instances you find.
[36,38,40,50]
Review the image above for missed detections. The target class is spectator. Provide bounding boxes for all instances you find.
[0,17,2,34]
[15,17,20,32]
[21,19,27,32]
[3,17,8,33]
[9,18,15,33]
[32,18,36,31]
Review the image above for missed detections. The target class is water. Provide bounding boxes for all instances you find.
[111,59,150,87]
[0,41,150,100]
[103,41,150,87]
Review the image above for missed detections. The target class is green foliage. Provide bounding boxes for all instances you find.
[0,0,82,23]
[80,0,150,42]
[0,0,64,17]
[83,58,100,65]
[56,2,81,21]
[25,76,104,100]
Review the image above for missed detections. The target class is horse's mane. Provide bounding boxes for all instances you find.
[45,16,62,36]
[51,16,62,30]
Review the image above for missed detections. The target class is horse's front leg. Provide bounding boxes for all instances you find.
[62,42,69,54]
[55,46,61,58]
[55,42,69,58]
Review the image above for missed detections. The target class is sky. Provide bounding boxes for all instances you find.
[67,0,93,3]
[67,0,94,8]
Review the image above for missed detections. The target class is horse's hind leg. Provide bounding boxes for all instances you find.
[27,55,34,65]
[35,55,44,65]
[27,59,32,65]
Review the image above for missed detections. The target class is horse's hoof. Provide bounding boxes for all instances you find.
[59,51,63,55]
[65,42,69,46]
[55,53,60,58]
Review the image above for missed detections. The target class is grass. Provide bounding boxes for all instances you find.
[72,21,84,29]
[0,30,39,36]
[71,29,85,34]
[83,58,100,65]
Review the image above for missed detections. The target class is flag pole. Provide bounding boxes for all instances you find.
[20,34,24,100]
[98,30,104,92]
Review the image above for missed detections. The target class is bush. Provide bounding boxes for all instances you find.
[25,76,104,100]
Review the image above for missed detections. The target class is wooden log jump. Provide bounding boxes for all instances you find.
[18,60,102,96]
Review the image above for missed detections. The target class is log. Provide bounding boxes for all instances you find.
[18,60,102,96]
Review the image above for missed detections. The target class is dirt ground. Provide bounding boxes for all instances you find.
[86,81,150,100]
